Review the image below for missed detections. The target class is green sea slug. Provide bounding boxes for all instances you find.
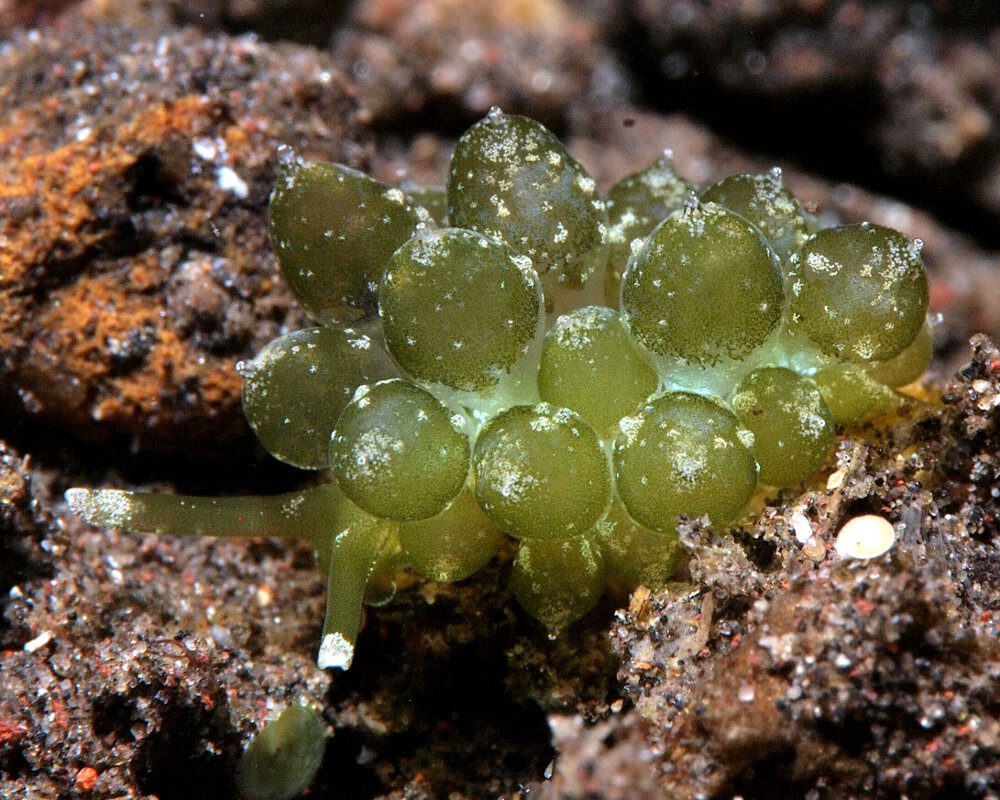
[67,109,931,670]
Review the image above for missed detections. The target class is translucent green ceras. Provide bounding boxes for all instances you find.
[238,704,327,800]
[67,109,932,668]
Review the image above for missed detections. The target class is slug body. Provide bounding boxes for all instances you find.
[68,110,930,668]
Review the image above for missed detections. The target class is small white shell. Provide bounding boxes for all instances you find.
[834,514,896,559]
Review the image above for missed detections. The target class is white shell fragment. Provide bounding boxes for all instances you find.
[791,511,813,544]
[23,630,53,653]
[834,514,896,559]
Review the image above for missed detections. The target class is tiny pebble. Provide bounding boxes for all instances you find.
[791,511,812,544]
[834,514,896,559]
[827,467,847,490]
[802,534,826,561]
[256,585,274,607]
[217,165,249,199]
[75,766,99,791]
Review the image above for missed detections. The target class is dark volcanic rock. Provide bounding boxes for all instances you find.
[618,0,1000,246]
[0,21,357,461]
[332,0,630,131]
